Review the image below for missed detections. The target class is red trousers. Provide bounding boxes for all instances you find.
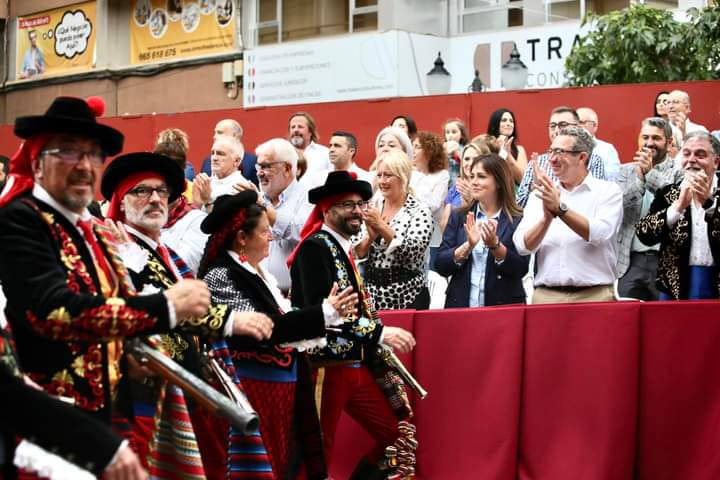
[314,365,398,466]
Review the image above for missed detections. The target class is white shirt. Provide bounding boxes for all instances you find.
[593,138,621,181]
[33,184,91,229]
[161,209,208,276]
[410,169,449,247]
[513,174,623,287]
[210,170,246,202]
[260,179,313,292]
[666,175,717,267]
[303,141,331,176]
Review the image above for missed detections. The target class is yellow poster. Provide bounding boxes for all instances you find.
[16,1,96,80]
[130,0,237,65]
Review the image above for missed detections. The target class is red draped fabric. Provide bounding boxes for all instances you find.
[331,301,720,480]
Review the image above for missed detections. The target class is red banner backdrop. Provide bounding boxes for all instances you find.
[1,80,718,172]
[331,301,720,479]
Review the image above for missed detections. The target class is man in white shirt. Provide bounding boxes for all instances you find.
[578,107,621,180]
[668,90,709,149]
[256,138,313,293]
[208,135,246,203]
[636,132,720,300]
[288,111,331,176]
[300,130,372,189]
[513,126,623,304]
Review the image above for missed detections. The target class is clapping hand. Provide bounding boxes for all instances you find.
[192,173,212,208]
[456,178,472,207]
[479,218,499,248]
[633,147,653,179]
[464,212,482,248]
[533,161,561,219]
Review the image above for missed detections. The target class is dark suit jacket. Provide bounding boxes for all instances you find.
[201,152,259,186]
[0,194,170,422]
[636,182,720,299]
[290,231,383,363]
[436,205,528,308]
[204,250,326,364]
[1,364,121,477]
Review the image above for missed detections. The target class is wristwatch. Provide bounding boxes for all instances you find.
[557,202,569,218]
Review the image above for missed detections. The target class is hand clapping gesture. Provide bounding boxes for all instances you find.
[532,161,561,219]
[479,218,499,248]
[464,212,483,248]
[192,173,212,208]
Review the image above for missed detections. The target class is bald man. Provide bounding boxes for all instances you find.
[578,107,620,181]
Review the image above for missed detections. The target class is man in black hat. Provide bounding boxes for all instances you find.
[288,170,417,479]
[101,152,274,477]
[0,97,216,467]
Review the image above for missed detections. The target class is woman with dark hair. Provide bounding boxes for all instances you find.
[436,153,528,307]
[411,131,449,268]
[486,108,527,184]
[654,91,670,119]
[442,118,469,185]
[391,114,418,140]
[198,191,356,479]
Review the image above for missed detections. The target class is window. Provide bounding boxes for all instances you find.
[459,0,525,32]
[256,0,378,45]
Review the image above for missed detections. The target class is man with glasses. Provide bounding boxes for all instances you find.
[667,90,708,148]
[615,117,683,300]
[578,107,620,181]
[516,106,607,207]
[0,96,212,478]
[513,126,623,304]
[256,138,313,294]
[636,132,720,300]
[100,152,274,478]
[289,170,417,479]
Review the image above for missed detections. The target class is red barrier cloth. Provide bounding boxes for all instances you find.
[637,301,720,479]
[518,302,640,480]
[330,301,720,480]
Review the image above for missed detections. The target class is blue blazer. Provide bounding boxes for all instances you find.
[436,204,528,308]
[201,151,259,186]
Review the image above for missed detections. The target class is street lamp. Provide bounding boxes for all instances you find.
[501,43,528,90]
[426,51,451,96]
[468,69,485,92]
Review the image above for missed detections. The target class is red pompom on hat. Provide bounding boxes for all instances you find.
[85,96,106,118]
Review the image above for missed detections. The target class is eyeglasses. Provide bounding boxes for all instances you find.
[255,161,286,172]
[656,99,668,104]
[547,148,583,157]
[548,122,577,130]
[41,147,106,167]
[333,200,370,212]
[127,186,171,199]
[580,120,597,127]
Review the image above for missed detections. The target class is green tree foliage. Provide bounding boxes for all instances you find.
[565,3,720,86]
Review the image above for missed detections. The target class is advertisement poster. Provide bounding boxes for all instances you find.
[15,1,96,80]
[244,31,398,108]
[130,0,237,65]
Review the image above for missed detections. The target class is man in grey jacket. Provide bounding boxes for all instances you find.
[616,117,684,300]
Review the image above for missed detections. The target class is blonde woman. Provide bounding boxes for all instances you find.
[355,149,433,310]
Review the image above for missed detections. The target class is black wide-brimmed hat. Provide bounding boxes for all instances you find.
[14,96,124,155]
[100,152,185,203]
[201,191,258,235]
[308,170,372,204]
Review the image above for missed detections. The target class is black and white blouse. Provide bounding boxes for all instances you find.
[356,193,433,310]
